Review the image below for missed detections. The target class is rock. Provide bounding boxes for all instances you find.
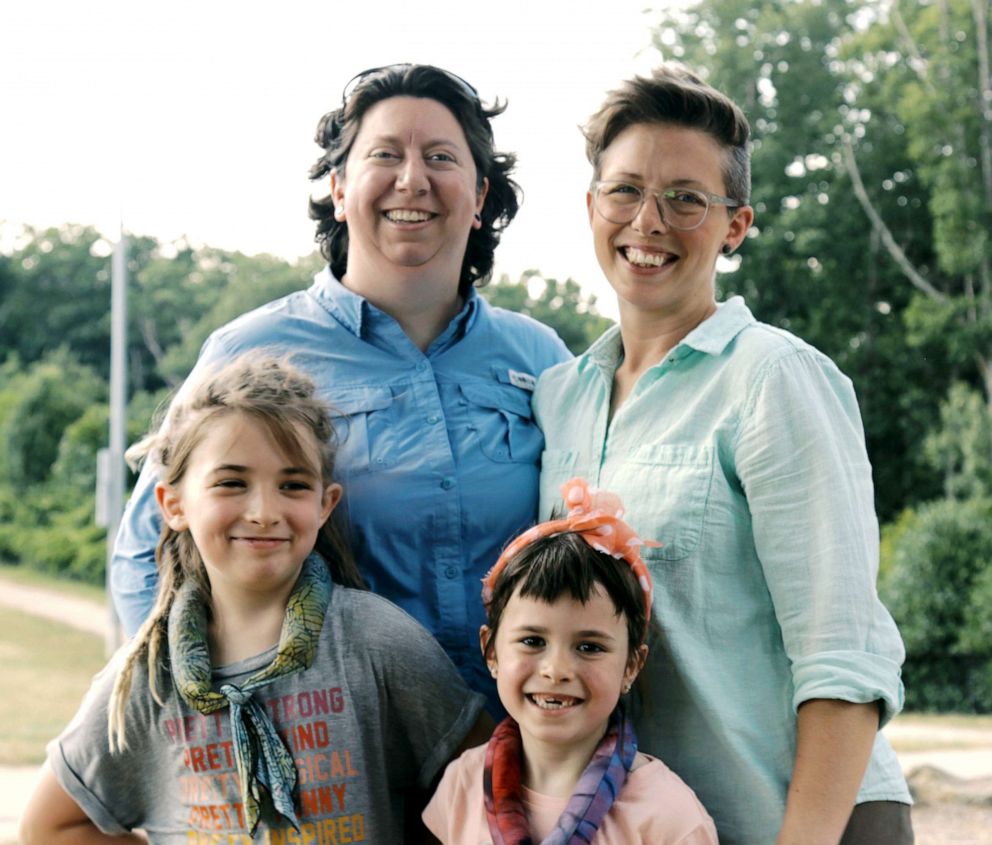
[907,764,992,806]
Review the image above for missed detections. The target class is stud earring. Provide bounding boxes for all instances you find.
[721,243,733,255]
[335,205,345,220]
[622,682,632,694]
[474,213,482,224]
[489,666,498,678]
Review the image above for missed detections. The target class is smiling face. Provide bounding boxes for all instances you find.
[588,121,752,322]
[156,412,340,606]
[330,95,488,298]
[482,584,645,765]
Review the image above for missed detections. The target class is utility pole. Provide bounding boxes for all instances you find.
[97,225,127,654]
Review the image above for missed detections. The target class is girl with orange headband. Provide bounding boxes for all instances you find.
[423,477,717,844]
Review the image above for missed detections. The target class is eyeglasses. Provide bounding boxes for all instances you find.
[591,180,744,231]
[341,63,480,107]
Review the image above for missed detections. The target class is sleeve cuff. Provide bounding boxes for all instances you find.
[791,650,905,727]
[48,743,130,836]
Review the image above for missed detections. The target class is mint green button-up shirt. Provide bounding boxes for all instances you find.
[533,297,910,844]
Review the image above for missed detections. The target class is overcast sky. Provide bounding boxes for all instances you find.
[1,0,687,319]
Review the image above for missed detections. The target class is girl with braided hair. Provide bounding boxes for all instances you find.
[20,355,486,844]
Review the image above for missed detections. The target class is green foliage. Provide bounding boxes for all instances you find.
[878,506,915,584]
[0,225,113,373]
[50,404,108,494]
[153,249,322,386]
[880,498,992,711]
[0,349,106,490]
[0,486,106,583]
[924,383,992,500]
[0,228,323,586]
[960,565,992,655]
[482,271,614,354]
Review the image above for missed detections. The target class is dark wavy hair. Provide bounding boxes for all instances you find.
[309,64,520,294]
[582,63,751,206]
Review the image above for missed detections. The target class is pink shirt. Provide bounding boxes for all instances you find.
[423,745,719,845]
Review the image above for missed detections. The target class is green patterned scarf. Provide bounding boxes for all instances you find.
[168,553,332,835]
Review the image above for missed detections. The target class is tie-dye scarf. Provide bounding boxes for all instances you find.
[483,707,637,844]
[168,553,331,835]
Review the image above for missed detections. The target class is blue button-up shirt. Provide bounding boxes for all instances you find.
[533,297,909,844]
[111,268,571,711]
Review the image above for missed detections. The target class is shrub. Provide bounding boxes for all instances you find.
[881,497,992,711]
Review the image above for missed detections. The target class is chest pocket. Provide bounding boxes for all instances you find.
[327,386,393,475]
[621,444,715,562]
[458,381,543,464]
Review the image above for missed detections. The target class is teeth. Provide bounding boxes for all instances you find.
[385,209,433,222]
[624,247,672,267]
[529,694,579,710]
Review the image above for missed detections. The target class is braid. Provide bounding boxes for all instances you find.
[108,529,195,750]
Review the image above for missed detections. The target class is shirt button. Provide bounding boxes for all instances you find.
[444,566,459,579]
[427,414,440,424]
[440,478,454,490]
[417,361,428,371]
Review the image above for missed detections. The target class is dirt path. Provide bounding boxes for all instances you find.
[0,572,111,640]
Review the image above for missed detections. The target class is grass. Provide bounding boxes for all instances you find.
[0,603,105,764]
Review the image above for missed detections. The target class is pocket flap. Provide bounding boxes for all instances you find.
[328,386,393,416]
[459,382,532,418]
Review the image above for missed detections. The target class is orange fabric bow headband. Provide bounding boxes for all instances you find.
[482,477,656,633]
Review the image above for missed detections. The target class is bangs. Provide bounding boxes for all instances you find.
[486,532,647,655]
[252,410,323,478]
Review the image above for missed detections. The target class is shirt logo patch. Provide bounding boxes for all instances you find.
[508,370,537,391]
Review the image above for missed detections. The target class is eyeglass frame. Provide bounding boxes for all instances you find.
[590,180,746,231]
[341,64,480,109]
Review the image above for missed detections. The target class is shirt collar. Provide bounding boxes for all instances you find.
[680,296,755,355]
[310,265,480,347]
[580,296,755,375]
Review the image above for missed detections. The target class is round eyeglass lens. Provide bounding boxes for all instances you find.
[594,182,713,231]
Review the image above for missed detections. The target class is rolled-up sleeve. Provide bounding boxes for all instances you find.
[734,348,905,725]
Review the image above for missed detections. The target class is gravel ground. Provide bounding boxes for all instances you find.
[911,802,992,844]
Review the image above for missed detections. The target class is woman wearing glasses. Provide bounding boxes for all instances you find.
[110,64,570,716]
[533,66,912,844]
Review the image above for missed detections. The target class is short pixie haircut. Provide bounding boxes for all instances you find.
[582,63,751,206]
[309,64,521,294]
[482,532,648,662]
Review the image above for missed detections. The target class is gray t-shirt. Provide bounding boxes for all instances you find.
[49,587,485,843]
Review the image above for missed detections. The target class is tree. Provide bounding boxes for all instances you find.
[924,382,992,500]
[482,271,614,355]
[845,0,992,402]
[0,225,113,372]
[0,349,106,490]
[154,248,323,385]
